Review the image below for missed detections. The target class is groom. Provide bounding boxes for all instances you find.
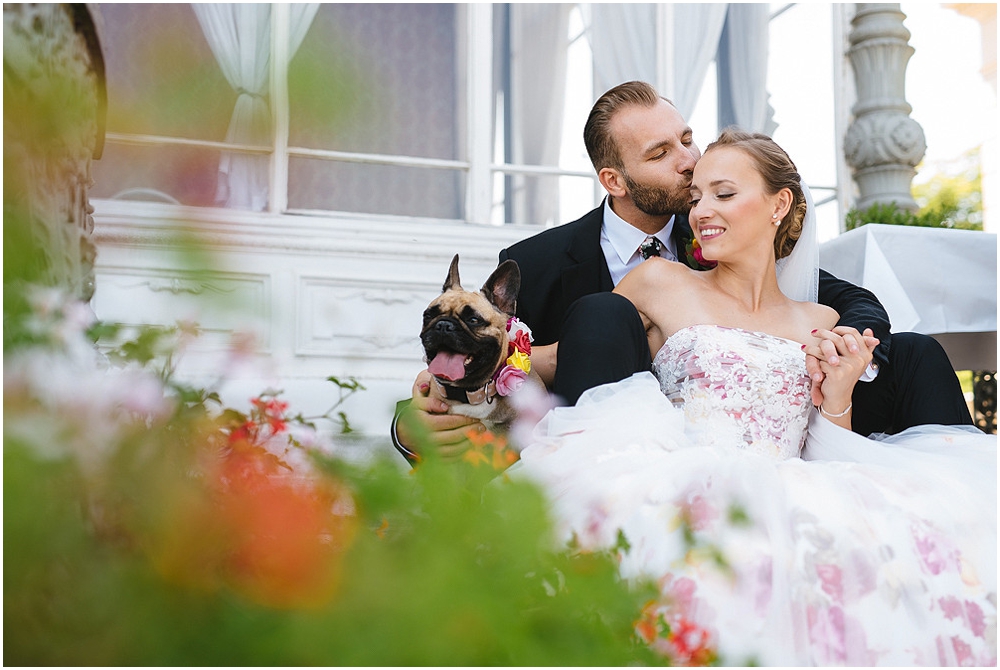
[392,81,972,462]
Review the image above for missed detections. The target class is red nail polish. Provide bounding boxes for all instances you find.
[800,344,806,350]
[810,329,817,334]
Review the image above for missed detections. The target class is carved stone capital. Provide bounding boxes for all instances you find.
[844,110,926,170]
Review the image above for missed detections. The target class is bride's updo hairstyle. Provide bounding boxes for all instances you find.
[704,128,807,260]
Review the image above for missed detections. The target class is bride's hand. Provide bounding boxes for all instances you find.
[803,327,878,424]
[803,327,878,406]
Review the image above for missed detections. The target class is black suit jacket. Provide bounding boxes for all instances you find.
[498,203,891,368]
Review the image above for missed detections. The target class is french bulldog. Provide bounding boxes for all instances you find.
[420,254,539,429]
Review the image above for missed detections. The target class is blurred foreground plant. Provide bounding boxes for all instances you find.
[4,285,666,666]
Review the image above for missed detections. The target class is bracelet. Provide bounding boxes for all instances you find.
[820,402,852,418]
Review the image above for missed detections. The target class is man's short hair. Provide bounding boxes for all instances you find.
[583,81,664,174]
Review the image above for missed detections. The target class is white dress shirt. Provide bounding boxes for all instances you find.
[599,199,677,286]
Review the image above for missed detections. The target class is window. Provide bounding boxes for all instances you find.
[91,3,602,226]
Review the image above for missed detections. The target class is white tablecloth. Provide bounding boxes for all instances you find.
[819,224,997,370]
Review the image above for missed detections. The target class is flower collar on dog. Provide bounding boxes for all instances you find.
[432,317,533,406]
[493,317,533,396]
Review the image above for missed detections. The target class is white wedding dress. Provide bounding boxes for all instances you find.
[513,324,997,666]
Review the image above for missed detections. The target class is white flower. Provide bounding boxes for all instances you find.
[507,317,534,343]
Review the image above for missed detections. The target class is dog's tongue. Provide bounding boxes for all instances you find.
[428,351,467,381]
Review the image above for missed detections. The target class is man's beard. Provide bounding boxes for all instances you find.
[621,168,691,216]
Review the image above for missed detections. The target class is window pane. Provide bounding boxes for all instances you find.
[492,5,597,227]
[91,143,225,208]
[288,158,464,220]
[99,4,235,141]
[289,4,463,161]
[491,174,599,226]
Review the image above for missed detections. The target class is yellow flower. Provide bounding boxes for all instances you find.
[506,350,531,374]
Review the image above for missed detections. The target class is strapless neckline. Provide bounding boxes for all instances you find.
[664,324,802,351]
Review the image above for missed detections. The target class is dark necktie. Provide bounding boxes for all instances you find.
[639,236,663,260]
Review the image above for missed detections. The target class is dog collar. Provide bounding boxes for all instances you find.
[432,376,498,406]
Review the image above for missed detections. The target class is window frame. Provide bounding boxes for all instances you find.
[96,2,601,226]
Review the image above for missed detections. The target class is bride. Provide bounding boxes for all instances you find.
[511,129,996,666]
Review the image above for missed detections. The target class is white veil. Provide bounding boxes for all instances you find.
[775,181,819,303]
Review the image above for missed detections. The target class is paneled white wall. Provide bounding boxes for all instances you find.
[92,200,537,456]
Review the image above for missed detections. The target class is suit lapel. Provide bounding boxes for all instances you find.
[563,204,614,293]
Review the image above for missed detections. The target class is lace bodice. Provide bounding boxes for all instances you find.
[653,325,812,459]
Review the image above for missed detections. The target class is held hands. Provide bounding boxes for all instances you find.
[803,327,879,424]
[396,369,484,461]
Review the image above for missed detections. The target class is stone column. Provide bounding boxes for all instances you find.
[3,4,106,301]
[843,4,926,212]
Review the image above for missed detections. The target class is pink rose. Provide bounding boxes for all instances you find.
[494,365,527,396]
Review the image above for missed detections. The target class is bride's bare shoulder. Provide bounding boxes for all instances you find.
[616,258,697,296]
[799,300,839,330]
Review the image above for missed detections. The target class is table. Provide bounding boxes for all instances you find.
[819,224,997,370]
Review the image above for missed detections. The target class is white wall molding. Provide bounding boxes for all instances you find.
[90,199,552,443]
[92,199,538,264]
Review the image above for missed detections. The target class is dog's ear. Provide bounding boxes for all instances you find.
[442,254,461,293]
[481,260,520,316]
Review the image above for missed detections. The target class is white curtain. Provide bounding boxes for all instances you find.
[509,4,573,226]
[588,4,657,98]
[670,4,729,119]
[718,3,776,134]
[586,4,775,136]
[193,3,319,211]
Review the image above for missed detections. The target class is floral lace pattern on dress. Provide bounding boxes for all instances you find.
[653,325,811,459]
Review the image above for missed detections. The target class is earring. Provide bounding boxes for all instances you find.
[772,214,780,226]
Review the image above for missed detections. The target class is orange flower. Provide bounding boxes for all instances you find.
[635,600,666,644]
[462,446,491,467]
[462,428,518,471]
[466,428,503,448]
[491,445,519,470]
[634,601,717,666]
[148,426,356,611]
[219,466,356,610]
[251,397,289,434]
[667,616,716,666]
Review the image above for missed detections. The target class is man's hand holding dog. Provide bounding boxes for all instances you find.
[397,369,484,460]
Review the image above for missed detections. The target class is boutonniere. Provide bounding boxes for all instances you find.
[492,317,533,396]
[684,238,717,270]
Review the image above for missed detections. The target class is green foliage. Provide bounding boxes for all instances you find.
[304,455,659,667]
[845,149,984,232]
[4,306,661,666]
[913,149,983,230]
[4,426,659,666]
[844,201,982,232]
